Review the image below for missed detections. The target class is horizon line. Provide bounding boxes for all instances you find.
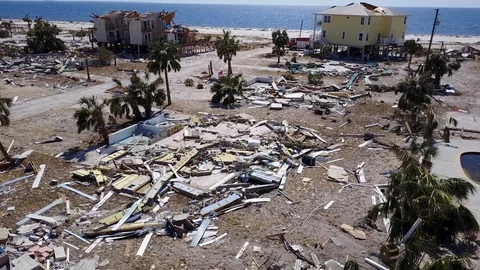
[1,0,479,9]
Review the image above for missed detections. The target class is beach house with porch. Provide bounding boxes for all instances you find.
[93,10,194,47]
[312,2,407,61]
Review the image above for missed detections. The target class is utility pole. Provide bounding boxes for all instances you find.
[426,8,440,62]
[299,19,303,38]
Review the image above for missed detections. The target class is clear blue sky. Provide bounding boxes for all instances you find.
[149,0,480,8]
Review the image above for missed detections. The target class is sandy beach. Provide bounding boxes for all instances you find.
[7,19,480,47]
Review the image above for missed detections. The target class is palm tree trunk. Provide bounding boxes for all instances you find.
[133,107,142,121]
[227,60,232,76]
[435,75,441,88]
[144,105,152,119]
[164,69,172,107]
[277,52,280,65]
[100,126,110,143]
[408,54,413,69]
[0,141,10,161]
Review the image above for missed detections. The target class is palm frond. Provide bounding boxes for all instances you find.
[422,255,471,270]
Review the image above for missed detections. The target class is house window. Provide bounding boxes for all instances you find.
[377,33,381,42]
[152,21,154,29]
[322,30,326,38]
[402,32,405,39]
[368,17,371,25]
[323,15,331,23]
[390,33,394,39]
[109,32,114,37]
[366,33,369,41]
[342,32,346,40]
[404,17,407,24]
[360,17,365,25]
[359,33,363,41]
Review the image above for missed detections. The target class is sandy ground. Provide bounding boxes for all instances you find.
[1,22,480,269]
[4,19,480,48]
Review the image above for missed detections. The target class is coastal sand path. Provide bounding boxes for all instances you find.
[9,46,273,122]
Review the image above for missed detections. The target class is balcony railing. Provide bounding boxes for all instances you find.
[378,38,405,45]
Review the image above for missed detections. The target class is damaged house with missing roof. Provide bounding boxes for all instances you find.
[91,10,199,54]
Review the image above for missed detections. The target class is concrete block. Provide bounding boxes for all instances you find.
[11,254,41,270]
[54,246,66,261]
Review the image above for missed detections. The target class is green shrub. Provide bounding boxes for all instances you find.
[184,78,194,87]
[282,73,296,81]
[306,62,316,68]
[308,73,323,85]
[97,47,113,66]
[196,83,204,89]
[0,29,9,38]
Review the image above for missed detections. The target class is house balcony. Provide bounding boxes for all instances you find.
[141,26,152,32]
[106,22,123,31]
[378,38,405,45]
[107,36,123,43]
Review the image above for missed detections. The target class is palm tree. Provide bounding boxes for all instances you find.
[404,39,423,69]
[371,141,478,244]
[424,53,461,87]
[109,73,166,120]
[0,95,12,126]
[147,38,181,108]
[137,73,166,119]
[422,255,472,270]
[394,73,434,131]
[22,14,32,30]
[1,21,12,37]
[216,30,240,76]
[73,96,110,142]
[109,77,142,120]
[443,116,458,143]
[211,74,244,106]
[344,260,360,270]
[272,29,289,65]
[395,235,472,270]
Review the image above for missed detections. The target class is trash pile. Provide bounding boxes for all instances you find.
[244,76,372,111]
[286,60,394,78]
[0,111,385,269]
[0,53,81,75]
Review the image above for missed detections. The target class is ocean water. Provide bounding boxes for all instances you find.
[0,1,479,36]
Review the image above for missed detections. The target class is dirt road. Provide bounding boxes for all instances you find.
[9,46,273,122]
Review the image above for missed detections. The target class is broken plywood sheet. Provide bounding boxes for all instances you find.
[357,168,366,183]
[70,258,98,270]
[100,150,127,164]
[200,193,242,216]
[11,254,41,270]
[325,259,344,270]
[213,153,237,164]
[31,164,46,189]
[340,223,366,240]
[112,174,151,194]
[328,165,348,182]
[190,173,230,190]
[270,103,283,110]
[284,93,305,100]
[171,182,206,198]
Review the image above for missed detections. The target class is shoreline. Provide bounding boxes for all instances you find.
[4,19,480,45]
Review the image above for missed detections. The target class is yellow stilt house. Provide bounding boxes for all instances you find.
[313,2,408,61]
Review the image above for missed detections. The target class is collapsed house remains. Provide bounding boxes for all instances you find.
[0,100,396,269]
